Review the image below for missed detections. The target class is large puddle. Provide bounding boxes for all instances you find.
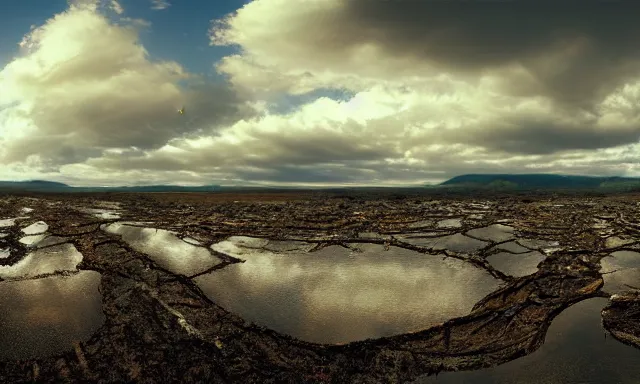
[22,221,49,235]
[600,251,640,294]
[416,298,640,383]
[0,219,16,228]
[402,233,488,253]
[466,224,515,242]
[102,223,222,276]
[0,243,82,279]
[196,239,501,344]
[437,219,462,229]
[0,271,104,360]
[81,208,121,220]
[486,251,545,277]
[0,216,29,229]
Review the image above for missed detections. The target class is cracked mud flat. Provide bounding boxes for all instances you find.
[0,192,640,382]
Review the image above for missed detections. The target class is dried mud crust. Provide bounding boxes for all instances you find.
[0,192,638,383]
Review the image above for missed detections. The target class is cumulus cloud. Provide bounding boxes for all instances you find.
[199,0,640,184]
[66,85,640,186]
[109,0,124,15]
[210,0,640,107]
[0,4,249,170]
[4,0,640,186]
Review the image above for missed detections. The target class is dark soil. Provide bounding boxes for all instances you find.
[0,191,638,383]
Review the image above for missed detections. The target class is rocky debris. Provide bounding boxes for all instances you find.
[0,192,638,382]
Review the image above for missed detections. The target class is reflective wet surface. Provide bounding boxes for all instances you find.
[19,234,48,247]
[491,241,531,254]
[466,224,515,242]
[605,236,635,248]
[22,221,49,235]
[600,251,640,294]
[402,233,488,253]
[102,223,222,276]
[0,218,16,228]
[516,238,562,254]
[197,240,501,344]
[0,194,638,383]
[0,243,83,279]
[81,208,121,220]
[416,298,640,384]
[437,218,462,228]
[486,251,545,277]
[0,271,104,360]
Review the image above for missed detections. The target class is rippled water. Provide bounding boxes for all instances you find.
[196,240,501,344]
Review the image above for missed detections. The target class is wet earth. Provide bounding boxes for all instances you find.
[1,191,640,383]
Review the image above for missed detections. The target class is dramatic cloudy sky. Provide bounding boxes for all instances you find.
[3,0,640,186]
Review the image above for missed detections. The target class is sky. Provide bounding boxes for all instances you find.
[2,1,640,186]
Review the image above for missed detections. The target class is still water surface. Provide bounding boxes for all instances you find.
[197,241,501,343]
[103,223,222,276]
[600,251,640,294]
[0,271,104,359]
[416,298,640,384]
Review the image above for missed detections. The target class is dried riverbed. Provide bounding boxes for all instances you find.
[0,191,640,383]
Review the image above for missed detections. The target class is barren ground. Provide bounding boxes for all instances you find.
[1,191,640,383]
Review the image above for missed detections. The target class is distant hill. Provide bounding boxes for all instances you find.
[0,180,222,193]
[74,185,222,193]
[4,174,640,194]
[440,174,640,191]
[0,180,71,191]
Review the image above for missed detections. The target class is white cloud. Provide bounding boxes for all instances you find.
[56,80,640,186]
[109,0,124,14]
[3,0,640,186]
[68,0,101,10]
[0,3,247,174]
[150,0,170,10]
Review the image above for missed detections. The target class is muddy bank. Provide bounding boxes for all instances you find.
[602,291,640,348]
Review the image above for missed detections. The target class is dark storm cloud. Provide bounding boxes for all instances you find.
[444,117,640,154]
[234,165,370,183]
[242,129,395,167]
[319,0,640,106]
[183,83,255,134]
[1,82,253,166]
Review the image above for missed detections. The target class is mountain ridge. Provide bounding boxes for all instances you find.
[2,173,640,192]
[0,180,222,192]
[439,174,640,190]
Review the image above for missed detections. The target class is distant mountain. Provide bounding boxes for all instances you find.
[76,185,222,193]
[440,174,640,190]
[0,180,221,193]
[0,180,71,191]
[4,175,640,193]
